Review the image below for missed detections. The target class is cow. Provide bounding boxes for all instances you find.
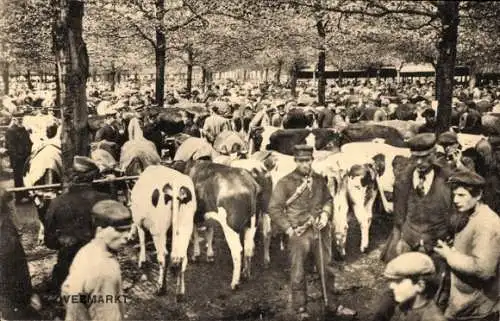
[175,160,261,290]
[340,122,408,147]
[248,126,342,155]
[23,142,62,245]
[129,165,196,299]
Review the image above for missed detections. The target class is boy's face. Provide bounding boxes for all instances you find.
[101,227,128,251]
[389,278,420,304]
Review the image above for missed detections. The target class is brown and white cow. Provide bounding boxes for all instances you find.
[129,165,196,300]
[178,160,261,290]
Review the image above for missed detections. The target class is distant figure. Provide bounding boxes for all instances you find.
[5,115,33,202]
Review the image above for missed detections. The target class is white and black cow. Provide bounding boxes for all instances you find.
[129,165,196,300]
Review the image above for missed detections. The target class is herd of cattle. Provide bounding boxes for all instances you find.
[4,84,499,303]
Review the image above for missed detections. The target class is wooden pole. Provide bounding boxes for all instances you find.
[6,175,140,193]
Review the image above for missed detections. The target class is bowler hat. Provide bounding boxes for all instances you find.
[73,156,99,173]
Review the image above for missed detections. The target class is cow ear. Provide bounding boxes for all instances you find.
[178,186,192,204]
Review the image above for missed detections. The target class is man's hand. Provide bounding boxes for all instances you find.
[315,211,329,230]
[286,227,295,237]
[433,239,454,260]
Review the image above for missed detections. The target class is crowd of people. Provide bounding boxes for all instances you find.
[0,76,499,321]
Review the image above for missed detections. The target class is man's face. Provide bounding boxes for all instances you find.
[389,278,420,304]
[453,186,480,213]
[412,153,433,173]
[295,157,313,175]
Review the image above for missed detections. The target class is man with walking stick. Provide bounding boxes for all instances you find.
[268,144,356,321]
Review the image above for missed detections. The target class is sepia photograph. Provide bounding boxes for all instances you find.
[0,1,499,320]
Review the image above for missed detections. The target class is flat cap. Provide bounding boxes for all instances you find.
[407,133,436,156]
[437,131,458,147]
[293,144,314,160]
[421,108,435,118]
[91,200,132,231]
[447,169,486,188]
[384,252,436,280]
[73,156,99,173]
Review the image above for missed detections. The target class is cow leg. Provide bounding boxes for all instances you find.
[152,233,168,295]
[205,225,215,263]
[333,193,349,259]
[359,193,376,254]
[206,207,242,290]
[37,221,45,246]
[137,225,147,269]
[175,256,188,303]
[127,222,138,242]
[261,213,272,268]
[242,214,257,280]
[191,228,201,263]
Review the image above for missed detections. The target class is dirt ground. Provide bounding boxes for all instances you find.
[3,177,392,321]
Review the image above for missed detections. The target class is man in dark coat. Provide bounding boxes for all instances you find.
[95,111,120,144]
[5,115,33,201]
[0,187,41,320]
[43,156,113,292]
[375,133,454,321]
[268,145,356,320]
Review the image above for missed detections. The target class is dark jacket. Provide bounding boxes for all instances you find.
[5,124,32,161]
[268,168,332,232]
[44,185,112,250]
[0,195,33,317]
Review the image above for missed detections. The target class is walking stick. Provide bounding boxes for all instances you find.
[315,227,328,308]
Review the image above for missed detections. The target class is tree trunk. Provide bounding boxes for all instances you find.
[290,61,298,98]
[110,62,116,92]
[155,0,166,107]
[53,0,90,188]
[54,62,61,109]
[435,1,459,135]
[468,61,477,90]
[186,47,193,99]
[26,70,34,90]
[1,62,9,95]
[316,16,326,106]
[265,68,269,82]
[275,59,283,84]
[202,67,207,92]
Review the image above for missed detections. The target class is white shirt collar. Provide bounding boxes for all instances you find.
[412,169,435,195]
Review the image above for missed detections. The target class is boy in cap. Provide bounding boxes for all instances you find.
[268,144,356,320]
[44,156,114,292]
[434,170,500,321]
[384,252,445,321]
[61,199,131,321]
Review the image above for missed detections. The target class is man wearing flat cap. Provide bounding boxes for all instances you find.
[436,132,473,171]
[268,144,356,320]
[383,252,445,321]
[61,199,130,321]
[95,110,121,145]
[376,133,453,321]
[43,156,114,293]
[434,170,500,321]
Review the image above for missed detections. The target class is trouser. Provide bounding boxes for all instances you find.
[289,225,334,310]
[10,158,27,199]
[51,244,85,292]
[371,238,450,321]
